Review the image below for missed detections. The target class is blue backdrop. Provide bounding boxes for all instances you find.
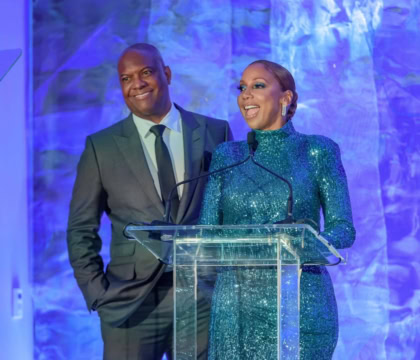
[32,1,420,359]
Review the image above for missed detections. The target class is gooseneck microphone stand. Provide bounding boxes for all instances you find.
[163,131,295,224]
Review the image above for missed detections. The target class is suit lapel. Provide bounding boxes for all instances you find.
[113,115,165,216]
[176,104,205,223]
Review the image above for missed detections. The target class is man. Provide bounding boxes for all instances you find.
[67,43,232,359]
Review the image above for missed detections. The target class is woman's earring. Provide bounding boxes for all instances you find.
[281,104,287,117]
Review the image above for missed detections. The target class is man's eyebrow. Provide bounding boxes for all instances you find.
[120,66,155,75]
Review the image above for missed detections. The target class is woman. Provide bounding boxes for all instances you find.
[199,60,355,359]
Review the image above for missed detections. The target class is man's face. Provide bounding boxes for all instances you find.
[118,49,172,123]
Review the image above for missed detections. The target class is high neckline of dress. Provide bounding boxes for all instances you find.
[253,121,296,143]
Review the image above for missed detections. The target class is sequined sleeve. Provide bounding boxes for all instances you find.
[198,144,226,225]
[313,137,356,249]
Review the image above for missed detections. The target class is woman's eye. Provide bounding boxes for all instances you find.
[237,85,246,92]
[254,82,266,89]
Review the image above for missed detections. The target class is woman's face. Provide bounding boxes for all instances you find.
[237,63,290,131]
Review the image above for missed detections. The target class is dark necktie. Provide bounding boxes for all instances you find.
[150,124,180,222]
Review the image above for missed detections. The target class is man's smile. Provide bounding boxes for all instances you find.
[134,91,152,100]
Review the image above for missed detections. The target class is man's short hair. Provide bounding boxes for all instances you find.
[120,43,165,67]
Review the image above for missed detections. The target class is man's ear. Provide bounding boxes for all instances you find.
[164,66,172,85]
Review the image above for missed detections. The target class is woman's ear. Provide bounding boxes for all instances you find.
[282,90,294,106]
[279,90,293,117]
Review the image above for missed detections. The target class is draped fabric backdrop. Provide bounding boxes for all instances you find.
[32,1,419,359]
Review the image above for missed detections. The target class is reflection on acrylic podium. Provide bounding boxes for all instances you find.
[125,223,345,360]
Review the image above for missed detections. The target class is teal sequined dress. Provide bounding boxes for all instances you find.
[198,121,355,359]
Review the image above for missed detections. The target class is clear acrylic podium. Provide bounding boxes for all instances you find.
[125,223,344,360]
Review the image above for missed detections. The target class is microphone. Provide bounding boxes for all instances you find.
[247,131,258,156]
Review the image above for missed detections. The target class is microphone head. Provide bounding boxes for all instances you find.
[247,131,255,145]
[247,131,258,153]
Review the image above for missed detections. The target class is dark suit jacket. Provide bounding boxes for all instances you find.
[67,104,232,327]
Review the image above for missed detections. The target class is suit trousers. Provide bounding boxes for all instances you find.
[100,271,211,360]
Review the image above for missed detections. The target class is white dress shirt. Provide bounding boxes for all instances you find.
[132,104,185,200]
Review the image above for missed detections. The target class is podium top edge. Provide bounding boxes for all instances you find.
[125,223,315,231]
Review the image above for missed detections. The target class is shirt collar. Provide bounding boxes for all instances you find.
[132,103,181,139]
